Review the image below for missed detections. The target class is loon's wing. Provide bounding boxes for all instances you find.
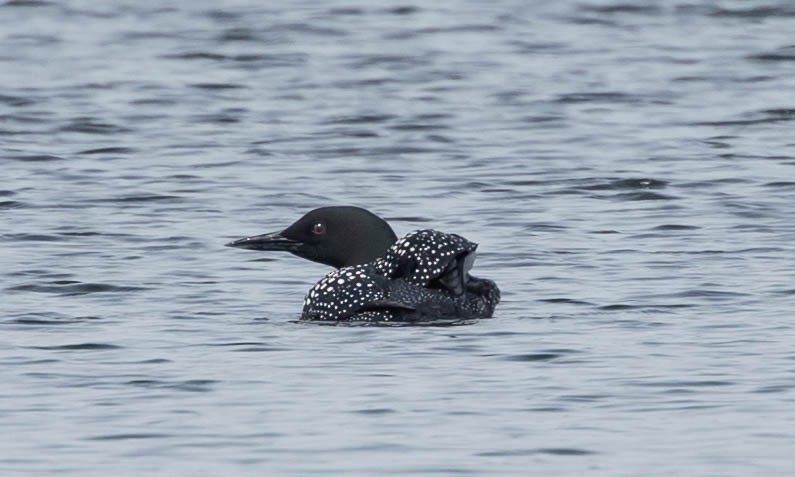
[359,299,415,312]
[380,229,478,296]
[356,279,464,321]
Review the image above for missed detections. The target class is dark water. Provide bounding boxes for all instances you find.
[3,0,795,474]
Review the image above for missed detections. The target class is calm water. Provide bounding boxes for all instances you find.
[2,0,795,475]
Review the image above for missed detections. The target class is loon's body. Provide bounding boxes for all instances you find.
[227,206,499,323]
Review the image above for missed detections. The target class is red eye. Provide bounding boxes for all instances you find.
[312,222,326,235]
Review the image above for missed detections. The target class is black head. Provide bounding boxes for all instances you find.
[226,206,398,269]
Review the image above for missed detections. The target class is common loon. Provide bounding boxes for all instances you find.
[226,206,500,323]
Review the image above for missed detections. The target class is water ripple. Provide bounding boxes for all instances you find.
[478,448,596,457]
[7,282,148,295]
[32,343,122,351]
[86,433,171,441]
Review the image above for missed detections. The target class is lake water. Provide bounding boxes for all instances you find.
[2,0,795,475]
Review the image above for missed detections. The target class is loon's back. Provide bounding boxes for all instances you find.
[301,229,500,323]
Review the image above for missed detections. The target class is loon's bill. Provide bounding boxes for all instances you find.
[226,232,300,252]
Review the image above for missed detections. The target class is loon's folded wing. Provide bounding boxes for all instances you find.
[379,229,478,296]
[359,299,416,312]
[357,280,463,321]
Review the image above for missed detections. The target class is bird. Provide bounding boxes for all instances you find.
[226,206,499,323]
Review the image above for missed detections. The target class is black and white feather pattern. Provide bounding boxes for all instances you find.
[301,264,387,321]
[301,229,498,322]
[375,230,476,287]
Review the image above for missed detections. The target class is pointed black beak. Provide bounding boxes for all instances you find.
[225,231,301,252]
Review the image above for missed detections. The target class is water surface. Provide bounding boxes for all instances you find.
[2,0,795,475]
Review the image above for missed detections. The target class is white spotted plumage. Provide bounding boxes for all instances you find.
[376,229,476,286]
[301,229,496,322]
[301,264,387,321]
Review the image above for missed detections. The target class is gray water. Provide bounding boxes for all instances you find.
[2,0,795,475]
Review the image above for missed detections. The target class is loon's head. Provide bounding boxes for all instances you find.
[226,206,398,269]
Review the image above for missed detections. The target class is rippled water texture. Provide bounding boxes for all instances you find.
[2,0,795,475]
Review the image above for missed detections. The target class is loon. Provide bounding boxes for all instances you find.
[226,206,500,323]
